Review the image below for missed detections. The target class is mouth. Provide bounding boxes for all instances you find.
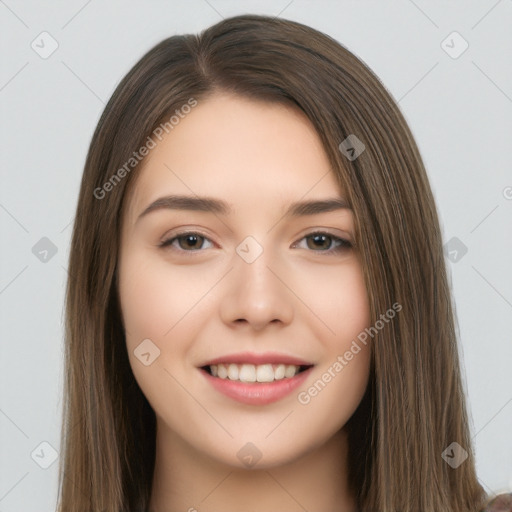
[200,363,313,383]
[197,353,315,405]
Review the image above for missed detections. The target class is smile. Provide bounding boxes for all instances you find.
[198,352,315,405]
[204,363,311,382]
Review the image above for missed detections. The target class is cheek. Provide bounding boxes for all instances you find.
[118,249,211,415]
[118,249,215,344]
[118,247,227,398]
[297,260,371,415]
[330,264,371,394]
[119,259,171,343]
[305,259,370,345]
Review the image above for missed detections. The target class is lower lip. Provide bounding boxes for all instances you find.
[200,367,314,405]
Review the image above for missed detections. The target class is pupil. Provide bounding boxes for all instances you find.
[309,234,330,250]
[181,234,201,249]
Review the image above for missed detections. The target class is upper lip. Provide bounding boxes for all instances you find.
[199,352,314,367]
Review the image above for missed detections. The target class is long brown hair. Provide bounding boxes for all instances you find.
[58,14,489,512]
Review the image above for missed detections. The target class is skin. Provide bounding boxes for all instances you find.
[118,93,371,512]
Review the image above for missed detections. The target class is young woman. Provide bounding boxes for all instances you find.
[57,14,509,512]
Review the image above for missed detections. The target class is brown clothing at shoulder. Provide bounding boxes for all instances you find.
[483,493,512,512]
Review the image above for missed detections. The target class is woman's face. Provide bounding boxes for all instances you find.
[118,93,371,468]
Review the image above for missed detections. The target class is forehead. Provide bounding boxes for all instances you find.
[125,93,343,221]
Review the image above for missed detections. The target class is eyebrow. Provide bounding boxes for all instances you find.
[136,194,351,222]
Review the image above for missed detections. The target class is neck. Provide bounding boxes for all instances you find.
[148,421,358,512]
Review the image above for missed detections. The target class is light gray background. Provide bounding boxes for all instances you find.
[1,1,511,511]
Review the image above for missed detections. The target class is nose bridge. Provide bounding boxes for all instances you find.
[235,235,282,302]
[219,235,294,329]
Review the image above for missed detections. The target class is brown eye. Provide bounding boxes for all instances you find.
[177,234,205,250]
[295,232,352,254]
[306,233,332,250]
[159,232,214,251]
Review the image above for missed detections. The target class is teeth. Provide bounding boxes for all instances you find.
[274,364,285,380]
[239,364,256,382]
[217,364,228,379]
[227,364,239,380]
[284,365,297,378]
[256,364,274,382]
[208,363,303,382]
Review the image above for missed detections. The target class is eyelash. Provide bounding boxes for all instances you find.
[158,231,353,255]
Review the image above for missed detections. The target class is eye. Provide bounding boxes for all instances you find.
[159,230,352,254]
[293,232,352,254]
[159,232,214,251]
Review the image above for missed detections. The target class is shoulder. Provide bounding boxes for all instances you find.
[481,492,512,512]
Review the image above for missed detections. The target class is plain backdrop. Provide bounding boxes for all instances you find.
[1,1,511,510]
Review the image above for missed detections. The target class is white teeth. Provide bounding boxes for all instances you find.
[239,364,256,382]
[217,364,228,379]
[274,364,286,380]
[256,364,274,382]
[227,363,239,380]
[284,365,297,378]
[208,363,303,382]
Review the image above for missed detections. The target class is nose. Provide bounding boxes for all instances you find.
[219,246,294,332]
